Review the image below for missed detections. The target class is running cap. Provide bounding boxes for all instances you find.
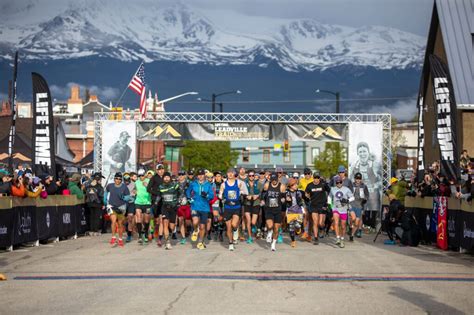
[337,165,346,173]
[137,169,146,176]
[270,172,278,181]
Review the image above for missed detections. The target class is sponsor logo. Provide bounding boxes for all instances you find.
[46,211,50,228]
[303,126,343,140]
[143,124,181,138]
[425,214,430,231]
[464,222,474,239]
[0,226,7,235]
[213,123,269,140]
[433,77,454,162]
[34,92,53,166]
[63,213,71,224]
[17,212,32,235]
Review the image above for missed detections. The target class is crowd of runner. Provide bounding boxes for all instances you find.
[92,164,372,251]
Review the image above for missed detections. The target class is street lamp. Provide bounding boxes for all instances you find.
[197,98,224,113]
[315,89,340,113]
[211,90,241,113]
[158,91,199,105]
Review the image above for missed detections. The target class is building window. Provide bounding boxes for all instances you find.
[283,150,291,163]
[312,148,320,160]
[263,149,271,163]
[242,149,250,163]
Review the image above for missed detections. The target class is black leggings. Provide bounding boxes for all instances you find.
[89,206,103,232]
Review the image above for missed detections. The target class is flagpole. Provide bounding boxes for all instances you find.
[115,61,144,108]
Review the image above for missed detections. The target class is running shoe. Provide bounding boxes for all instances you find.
[142,235,148,244]
[339,240,345,248]
[349,235,354,242]
[148,234,153,242]
[138,237,143,245]
[291,241,296,248]
[251,226,257,235]
[109,237,117,245]
[305,234,312,242]
[239,230,245,241]
[118,239,124,247]
[319,231,324,239]
[335,238,341,245]
[256,229,262,239]
[197,242,206,250]
[180,238,186,245]
[207,233,212,241]
[233,230,239,243]
[313,238,319,245]
[191,230,198,242]
[157,238,162,247]
[266,230,273,243]
[277,234,283,244]
[271,241,276,251]
[218,232,224,242]
[356,230,362,238]
[384,240,396,245]
[165,242,172,250]
[126,235,132,243]
[300,232,309,240]
[229,244,234,251]
[246,237,254,244]
[172,232,177,240]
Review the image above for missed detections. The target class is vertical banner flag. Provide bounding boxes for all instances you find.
[128,62,146,118]
[32,72,56,177]
[8,51,18,171]
[348,122,384,212]
[429,55,459,182]
[436,196,448,250]
[416,76,425,183]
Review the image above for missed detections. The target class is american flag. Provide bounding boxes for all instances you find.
[128,63,146,118]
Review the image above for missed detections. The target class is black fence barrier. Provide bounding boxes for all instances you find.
[0,196,87,248]
[403,197,474,251]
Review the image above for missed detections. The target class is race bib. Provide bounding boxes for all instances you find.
[163,194,174,202]
[269,198,278,208]
[228,190,237,200]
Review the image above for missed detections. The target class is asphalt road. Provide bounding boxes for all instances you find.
[1,233,473,314]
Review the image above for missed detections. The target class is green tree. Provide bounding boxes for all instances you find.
[314,142,347,178]
[181,141,239,172]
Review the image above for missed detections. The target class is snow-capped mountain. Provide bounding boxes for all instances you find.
[0,0,425,71]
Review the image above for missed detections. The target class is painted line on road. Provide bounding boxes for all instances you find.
[13,274,474,282]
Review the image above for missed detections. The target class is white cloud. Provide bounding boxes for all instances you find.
[355,88,374,97]
[50,82,120,102]
[368,96,417,122]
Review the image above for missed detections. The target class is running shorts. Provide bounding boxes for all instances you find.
[178,205,191,220]
[244,204,260,215]
[265,207,282,224]
[332,210,348,221]
[223,208,241,221]
[161,207,177,223]
[191,210,209,223]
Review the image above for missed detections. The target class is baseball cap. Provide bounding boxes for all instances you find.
[292,172,299,178]
[288,178,298,187]
[137,169,146,176]
[114,172,123,179]
[337,165,346,173]
[163,171,171,178]
[275,167,284,173]
[304,168,312,175]
[214,171,222,176]
[206,172,214,178]
[313,172,321,179]
[187,170,194,176]
[270,172,278,181]
[146,170,154,176]
[197,169,206,175]
[93,172,105,179]
[227,168,236,174]
[390,177,398,184]
[334,175,342,183]
[156,164,165,170]
[178,170,186,176]
[354,172,362,180]
[259,169,266,175]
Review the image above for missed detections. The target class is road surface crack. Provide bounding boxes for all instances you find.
[164,286,188,315]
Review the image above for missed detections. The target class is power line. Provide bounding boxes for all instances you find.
[178,96,417,104]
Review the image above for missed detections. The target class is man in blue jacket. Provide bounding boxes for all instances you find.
[186,169,214,250]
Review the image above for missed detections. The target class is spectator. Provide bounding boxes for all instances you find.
[41,174,58,195]
[85,172,105,235]
[26,176,43,198]
[434,173,451,197]
[460,149,470,171]
[387,177,407,205]
[68,173,84,199]
[383,194,404,245]
[11,175,26,197]
[417,173,435,197]
[0,170,12,196]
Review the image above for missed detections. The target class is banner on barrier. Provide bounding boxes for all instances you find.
[57,205,77,238]
[0,209,14,247]
[436,196,448,250]
[461,211,474,250]
[36,206,58,241]
[13,205,37,245]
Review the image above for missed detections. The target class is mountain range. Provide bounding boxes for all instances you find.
[0,0,425,120]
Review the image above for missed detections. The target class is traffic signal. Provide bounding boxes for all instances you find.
[283,140,290,152]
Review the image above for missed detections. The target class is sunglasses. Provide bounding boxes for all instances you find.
[249,174,255,177]
[336,181,343,184]
[114,177,122,180]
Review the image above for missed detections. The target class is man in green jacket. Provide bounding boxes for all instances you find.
[68,173,84,200]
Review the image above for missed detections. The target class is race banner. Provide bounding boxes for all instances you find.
[436,196,448,250]
[0,208,14,248]
[101,121,137,183]
[32,72,56,177]
[8,51,18,171]
[416,76,425,182]
[13,205,37,245]
[36,206,58,241]
[138,122,347,141]
[348,123,383,212]
[429,55,459,182]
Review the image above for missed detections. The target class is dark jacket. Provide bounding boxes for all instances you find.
[45,181,58,195]
[0,181,12,196]
[147,174,163,201]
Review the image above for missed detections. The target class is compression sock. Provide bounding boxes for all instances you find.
[144,223,150,237]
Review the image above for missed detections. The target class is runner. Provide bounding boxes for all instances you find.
[147,164,165,246]
[134,168,152,244]
[299,168,314,242]
[244,170,261,244]
[104,172,131,247]
[305,172,330,244]
[158,172,180,250]
[186,169,214,250]
[123,172,137,243]
[285,178,305,247]
[261,172,287,251]
[330,176,355,248]
[330,165,353,190]
[256,169,267,239]
[177,170,191,245]
[350,172,369,241]
[238,167,248,240]
[206,172,217,240]
[219,168,248,251]
[212,171,225,242]
[276,167,287,243]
